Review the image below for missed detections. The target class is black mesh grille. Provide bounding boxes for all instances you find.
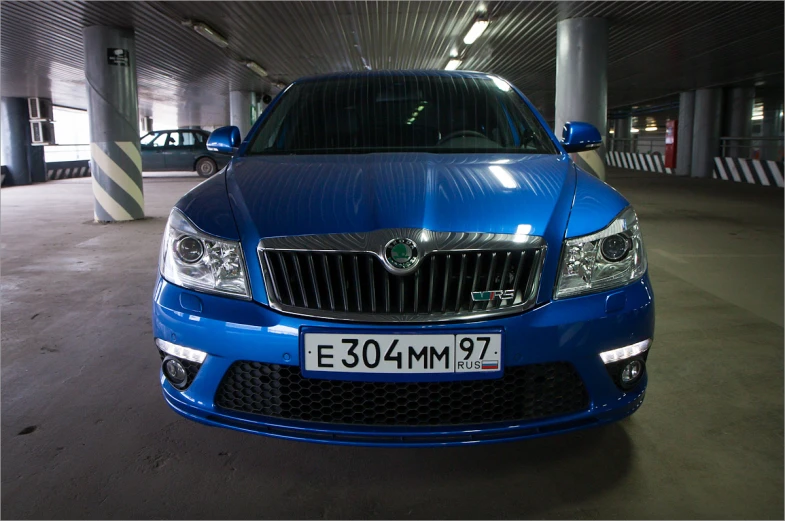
[214,362,589,427]
[262,249,542,318]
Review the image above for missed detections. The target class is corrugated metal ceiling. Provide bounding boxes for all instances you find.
[1,1,782,126]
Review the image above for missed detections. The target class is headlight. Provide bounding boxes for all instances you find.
[159,208,250,299]
[554,206,647,299]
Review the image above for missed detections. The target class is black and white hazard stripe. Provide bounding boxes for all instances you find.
[90,141,145,221]
[46,161,91,181]
[713,157,783,188]
[605,152,673,174]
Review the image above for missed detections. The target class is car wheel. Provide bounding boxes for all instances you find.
[196,157,217,178]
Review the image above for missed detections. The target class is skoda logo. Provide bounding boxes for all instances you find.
[385,238,418,270]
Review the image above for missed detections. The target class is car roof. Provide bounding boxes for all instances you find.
[293,69,497,84]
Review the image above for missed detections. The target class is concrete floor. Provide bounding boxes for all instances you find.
[2,168,783,519]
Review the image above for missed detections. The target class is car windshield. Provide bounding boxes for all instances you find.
[246,75,558,155]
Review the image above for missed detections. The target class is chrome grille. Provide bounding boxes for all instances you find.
[258,229,546,322]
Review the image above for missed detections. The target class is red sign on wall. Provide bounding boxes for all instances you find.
[665,119,678,168]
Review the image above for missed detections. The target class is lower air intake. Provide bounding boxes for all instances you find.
[214,362,589,427]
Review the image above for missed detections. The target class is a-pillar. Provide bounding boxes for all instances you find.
[230,90,252,138]
[676,91,695,176]
[690,88,723,178]
[724,87,755,158]
[83,26,144,221]
[0,97,46,185]
[554,17,608,180]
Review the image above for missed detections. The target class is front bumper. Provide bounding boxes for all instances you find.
[153,274,655,447]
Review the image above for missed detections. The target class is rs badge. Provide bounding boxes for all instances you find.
[471,289,515,302]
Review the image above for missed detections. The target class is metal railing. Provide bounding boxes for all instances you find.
[607,137,666,155]
[720,137,783,161]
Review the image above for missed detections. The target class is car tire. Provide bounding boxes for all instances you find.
[196,157,217,178]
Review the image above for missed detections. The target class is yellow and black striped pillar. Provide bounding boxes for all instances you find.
[554,17,608,181]
[83,26,144,222]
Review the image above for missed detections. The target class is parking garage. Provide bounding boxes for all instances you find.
[1,1,783,519]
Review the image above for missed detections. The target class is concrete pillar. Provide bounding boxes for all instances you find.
[555,17,608,180]
[230,90,252,138]
[83,26,144,222]
[724,87,754,158]
[613,117,631,152]
[250,92,260,125]
[1,97,46,185]
[614,117,631,139]
[690,88,723,178]
[139,116,153,134]
[676,91,695,176]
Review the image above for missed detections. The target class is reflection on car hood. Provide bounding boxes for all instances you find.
[226,153,575,240]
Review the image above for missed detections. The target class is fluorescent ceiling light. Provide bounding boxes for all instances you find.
[645,126,657,132]
[445,59,462,70]
[609,129,615,134]
[464,20,489,44]
[752,102,764,121]
[630,128,640,133]
[192,22,229,49]
[245,61,268,78]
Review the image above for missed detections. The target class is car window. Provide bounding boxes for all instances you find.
[180,132,197,146]
[140,132,158,146]
[246,75,558,155]
[152,133,171,147]
[193,132,206,144]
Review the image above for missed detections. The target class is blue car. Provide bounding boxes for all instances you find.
[153,71,654,446]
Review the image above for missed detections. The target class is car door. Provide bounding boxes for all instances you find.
[140,132,168,171]
[165,131,197,171]
[158,131,182,171]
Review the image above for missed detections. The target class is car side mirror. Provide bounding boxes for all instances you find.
[560,122,602,153]
[207,126,242,154]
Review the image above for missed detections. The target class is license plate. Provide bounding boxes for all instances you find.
[303,333,502,374]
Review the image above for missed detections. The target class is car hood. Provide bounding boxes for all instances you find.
[226,153,576,241]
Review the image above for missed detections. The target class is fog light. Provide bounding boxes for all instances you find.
[619,359,644,389]
[163,357,188,388]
